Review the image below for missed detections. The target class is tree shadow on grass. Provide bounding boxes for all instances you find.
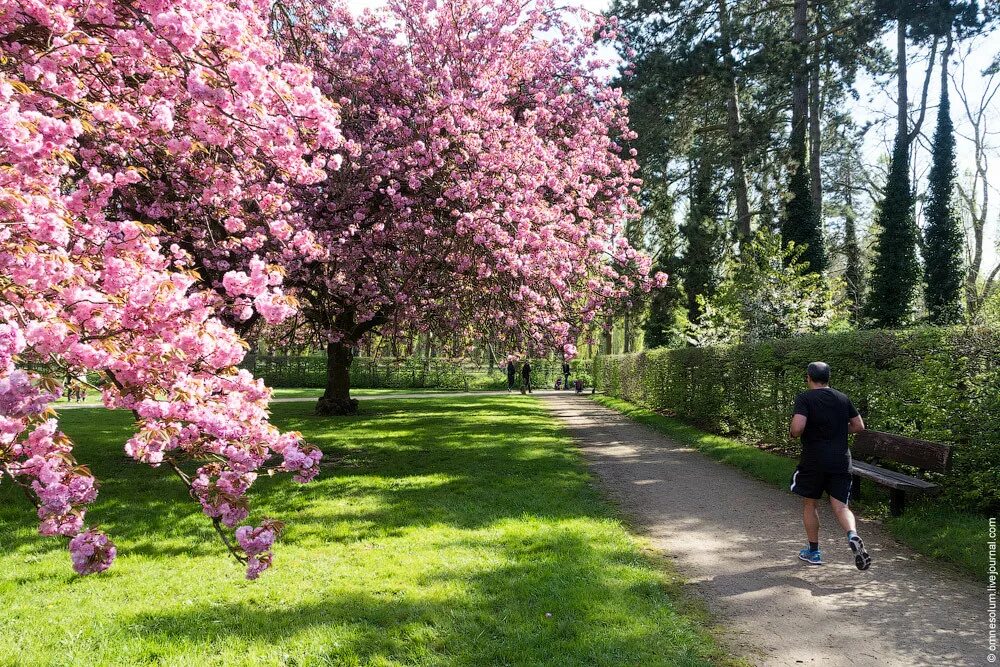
[119,529,716,667]
[2,397,611,564]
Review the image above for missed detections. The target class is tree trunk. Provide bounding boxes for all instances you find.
[623,309,633,354]
[718,0,752,242]
[896,18,908,144]
[843,180,863,322]
[316,340,359,415]
[792,0,809,165]
[809,4,823,224]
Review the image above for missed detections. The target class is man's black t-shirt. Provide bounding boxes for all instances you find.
[793,387,859,473]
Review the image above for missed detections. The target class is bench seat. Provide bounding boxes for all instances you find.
[850,461,938,492]
[848,430,951,516]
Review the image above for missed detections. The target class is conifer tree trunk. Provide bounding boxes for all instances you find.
[717,0,752,242]
[809,4,823,224]
[896,18,908,145]
[843,182,863,323]
[782,0,825,273]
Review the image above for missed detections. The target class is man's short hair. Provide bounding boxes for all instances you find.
[807,361,831,384]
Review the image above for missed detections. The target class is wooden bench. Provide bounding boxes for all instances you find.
[850,430,952,516]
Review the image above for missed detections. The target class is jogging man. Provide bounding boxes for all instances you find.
[789,362,871,570]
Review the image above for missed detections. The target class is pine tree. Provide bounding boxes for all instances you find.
[642,184,685,348]
[643,247,685,348]
[783,164,826,272]
[782,0,826,274]
[681,154,725,323]
[843,200,864,323]
[865,137,921,327]
[923,35,964,324]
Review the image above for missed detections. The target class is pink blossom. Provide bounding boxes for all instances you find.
[0,0,327,579]
[68,530,117,575]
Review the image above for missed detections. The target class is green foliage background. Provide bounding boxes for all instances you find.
[241,356,594,391]
[593,327,1000,513]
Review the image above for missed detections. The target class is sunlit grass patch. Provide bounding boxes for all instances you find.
[0,396,729,666]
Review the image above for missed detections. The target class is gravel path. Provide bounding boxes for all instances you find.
[541,394,986,667]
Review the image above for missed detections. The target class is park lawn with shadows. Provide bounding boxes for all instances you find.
[593,395,988,580]
[50,387,448,407]
[271,388,458,399]
[0,396,730,666]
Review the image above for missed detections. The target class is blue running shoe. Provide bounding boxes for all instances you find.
[798,548,823,565]
[849,534,871,571]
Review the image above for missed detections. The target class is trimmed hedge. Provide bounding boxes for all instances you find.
[241,354,593,391]
[593,327,1000,513]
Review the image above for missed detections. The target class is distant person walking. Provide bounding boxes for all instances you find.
[506,358,517,392]
[789,362,871,570]
[561,360,571,390]
[521,360,532,394]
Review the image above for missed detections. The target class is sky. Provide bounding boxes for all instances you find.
[347,0,1000,276]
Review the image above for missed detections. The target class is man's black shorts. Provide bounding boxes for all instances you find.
[790,466,853,504]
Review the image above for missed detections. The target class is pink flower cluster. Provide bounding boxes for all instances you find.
[0,0,331,578]
[272,0,664,354]
[1,0,663,581]
[69,529,117,576]
[235,520,282,580]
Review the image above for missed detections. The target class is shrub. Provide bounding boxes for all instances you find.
[241,355,593,391]
[593,327,1000,513]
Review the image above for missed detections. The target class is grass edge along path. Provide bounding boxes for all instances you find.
[592,395,988,580]
[1,396,738,666]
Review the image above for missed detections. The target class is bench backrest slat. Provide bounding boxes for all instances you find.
[852,430,951,473]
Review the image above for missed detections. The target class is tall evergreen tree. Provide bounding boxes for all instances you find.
[843,199,865,323]
[681,153,726,323]
[782,0,826,274]
[923,31,964,323]
[864,137,922,326]
[641,184,685,348]
[783,163,825,272]
[643,246,685,348]
[865,0,945,327]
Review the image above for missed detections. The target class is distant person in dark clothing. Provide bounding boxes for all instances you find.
[521,360,532,393]
[789,361,871,570]
[562,361,571,390]
[506,359,516,392]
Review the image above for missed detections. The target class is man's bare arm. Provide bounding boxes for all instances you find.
[848,415,865,434]
[789,414,807,438]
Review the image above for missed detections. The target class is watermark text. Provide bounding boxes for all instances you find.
[989,517,996,663]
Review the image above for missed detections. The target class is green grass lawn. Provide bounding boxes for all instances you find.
[51,387,458,407]
[593,395,990,580]
[0,397,730,666]
[273,388,509,399]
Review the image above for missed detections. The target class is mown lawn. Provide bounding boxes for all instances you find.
[593,395,989,580]
[0,397,728,666]
[51,387,450,407]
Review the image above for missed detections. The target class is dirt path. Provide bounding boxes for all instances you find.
[541,394,986,667]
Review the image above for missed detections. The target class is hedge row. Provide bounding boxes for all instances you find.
[241,354,593,390]
[593,327,1000,513]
